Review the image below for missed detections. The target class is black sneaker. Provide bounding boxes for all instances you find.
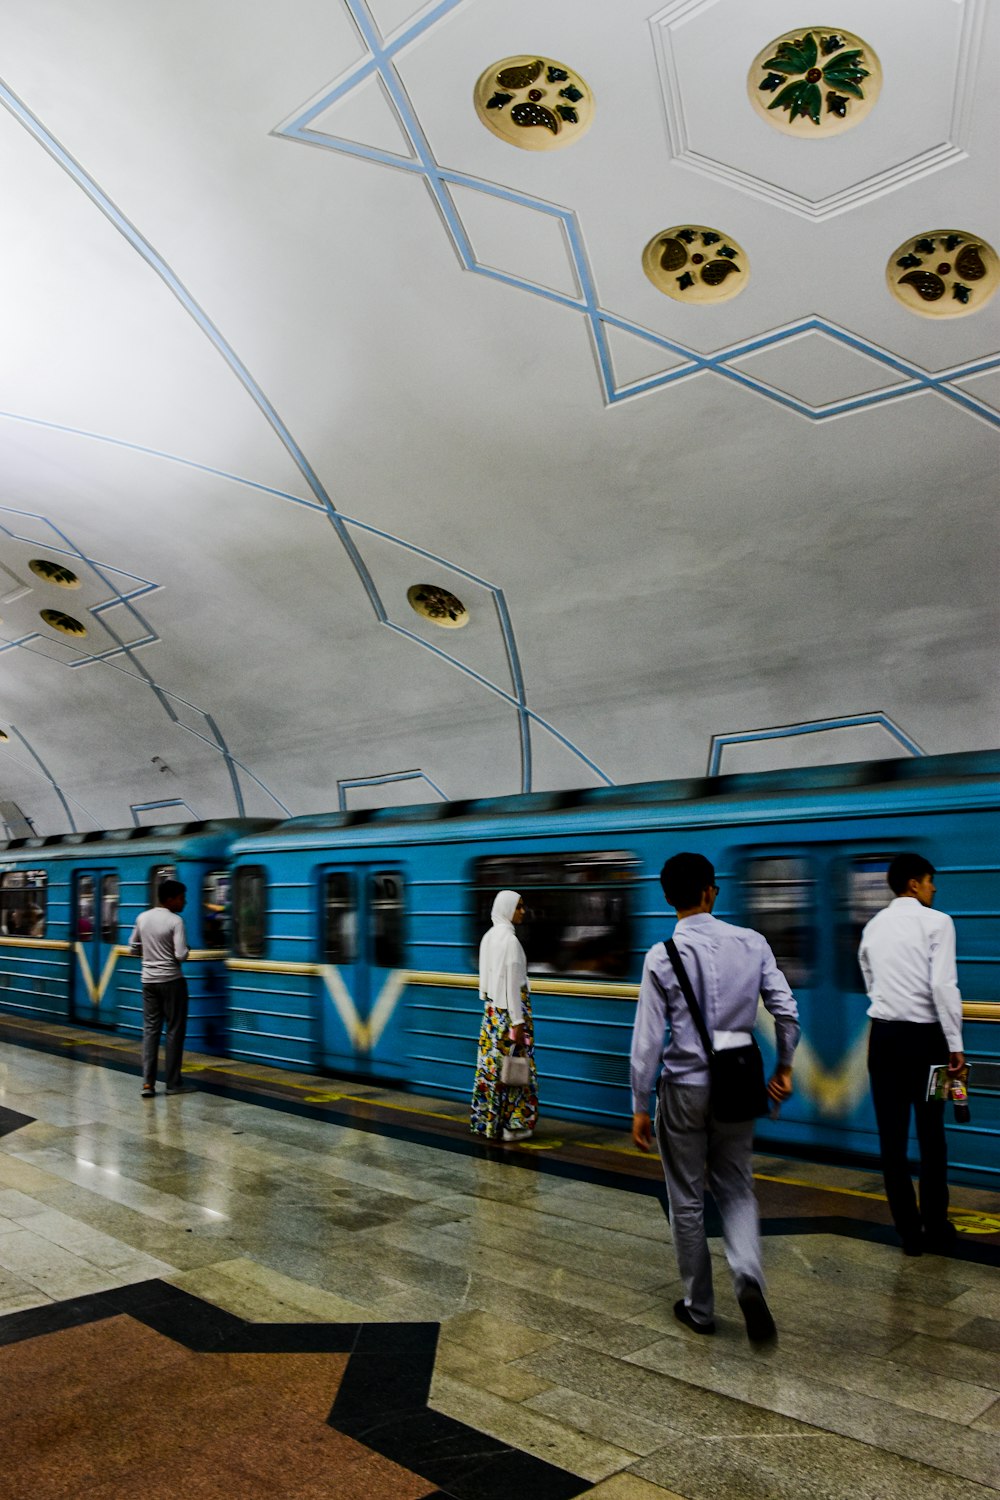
[737,1280,777,1345]
[673,1299,715,1336]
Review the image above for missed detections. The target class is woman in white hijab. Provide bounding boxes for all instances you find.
[470,890,538,1141]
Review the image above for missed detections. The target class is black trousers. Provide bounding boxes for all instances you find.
[867,1019,949,1239]
[141,977,189,1090]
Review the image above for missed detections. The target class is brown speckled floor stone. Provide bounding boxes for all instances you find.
[5,1315,433,1500]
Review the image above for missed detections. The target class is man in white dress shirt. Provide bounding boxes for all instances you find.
[631,852,800,1342]
[859,852,964,1256]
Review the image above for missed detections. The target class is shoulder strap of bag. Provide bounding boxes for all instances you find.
[665,938,715,1061]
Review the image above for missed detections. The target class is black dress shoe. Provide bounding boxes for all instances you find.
[901,1234,924,1257]
[924,1221,958,1254]
[737,1280,777,1345]
[673,1300,715,1335]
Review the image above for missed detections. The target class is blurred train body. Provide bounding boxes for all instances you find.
[1,750,997,1186]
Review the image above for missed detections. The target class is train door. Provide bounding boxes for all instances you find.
[71,868,121,1025]
[318,866,405,1072]
[741,851,831,1139]
[740,843,898,1148]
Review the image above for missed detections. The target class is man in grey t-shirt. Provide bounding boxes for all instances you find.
[129,879,191,1098]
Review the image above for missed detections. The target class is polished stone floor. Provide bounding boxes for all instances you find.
[2,1040,999,1500]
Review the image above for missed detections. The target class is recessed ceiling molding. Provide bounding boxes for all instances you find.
[0,563,33,604]
[4,723,96,832]
[707,713,925,776]
[131,799,200,827]
[726,329,915,411]
[299,71,418,160]
[337,769,447,811]
[650,0,985,219]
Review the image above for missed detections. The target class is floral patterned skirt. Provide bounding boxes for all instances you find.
[469,997,538,1139]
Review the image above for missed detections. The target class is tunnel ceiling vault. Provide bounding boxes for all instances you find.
[0,0,998,832]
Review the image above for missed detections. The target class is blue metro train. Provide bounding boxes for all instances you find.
[1,749,997,1185]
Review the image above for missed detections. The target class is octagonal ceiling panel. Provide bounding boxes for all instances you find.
[651,0,984,214]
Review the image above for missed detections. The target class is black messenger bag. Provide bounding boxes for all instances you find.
[665,939,770,1123]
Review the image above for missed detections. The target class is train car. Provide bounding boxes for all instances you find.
[228,748,1000,1186]
[0,820,272,1052]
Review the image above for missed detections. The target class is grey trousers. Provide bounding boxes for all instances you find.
[141,977,188,1090]
[654,1078,764,1324]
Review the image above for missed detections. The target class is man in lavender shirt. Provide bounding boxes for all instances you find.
[631,852,800,1342]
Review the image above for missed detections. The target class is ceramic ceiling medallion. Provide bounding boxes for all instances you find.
[40,608,87,637]
[473,57,593,150]
[748,28,881,136]
[29,558,81,589]
[642,226,748,305]
[407,584,469,628]
[887,231,1000,318]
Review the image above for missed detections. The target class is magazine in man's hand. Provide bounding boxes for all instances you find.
[926,1063,970,1103]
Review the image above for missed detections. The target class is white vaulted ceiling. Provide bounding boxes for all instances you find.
[0,0,997,831]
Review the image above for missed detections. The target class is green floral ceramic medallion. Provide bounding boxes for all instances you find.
[748,27,881,137]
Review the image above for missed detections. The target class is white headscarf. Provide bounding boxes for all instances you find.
[479,889,528,1023]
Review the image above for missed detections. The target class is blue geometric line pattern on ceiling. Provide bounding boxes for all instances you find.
[337,768,447,810]
[275,0,1000,430]
[130,798,200,826]
[706,713,925,777]
[0,503,290,821]
[0,507,158,667]
[4,724,96,832]
[0,408,611,791]
[0,78,615,794]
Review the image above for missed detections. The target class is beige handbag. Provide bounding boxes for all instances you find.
[500,1053,531,1087]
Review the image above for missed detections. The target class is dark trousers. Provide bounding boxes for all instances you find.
[868,1019,949,1240]
[142,977,189,1090]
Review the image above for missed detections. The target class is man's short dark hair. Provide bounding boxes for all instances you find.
[157,879,186,904]
[887,853,934,896]
[660,852,715,910]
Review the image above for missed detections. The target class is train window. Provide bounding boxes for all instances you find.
[233,866,266,957]
[1,870,48,938]
[202,870,230,948]
[323,873,356,963]
[838,855,893,990]
[149,864,176,905]
[100,874,119,943]
[76,874,95,940]
[742,857,815,987]
[371,872,404,968]
[472,852,637,979]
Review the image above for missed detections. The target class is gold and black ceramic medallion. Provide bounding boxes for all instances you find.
[887,232,1000,318]
[643,226,748,305]
[407,584,469,629]
[474,57,593,150]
